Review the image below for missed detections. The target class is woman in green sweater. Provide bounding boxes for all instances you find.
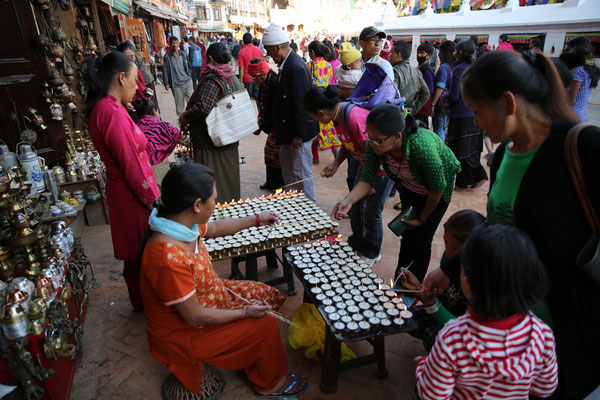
[332,104,461,281]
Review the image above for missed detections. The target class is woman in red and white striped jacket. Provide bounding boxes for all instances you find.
[416,225,558,400]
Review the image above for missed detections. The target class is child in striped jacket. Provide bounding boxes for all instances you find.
[415,225,558,400]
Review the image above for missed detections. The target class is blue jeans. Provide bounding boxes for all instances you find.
[432,108,449,142]
[348,167,393,258]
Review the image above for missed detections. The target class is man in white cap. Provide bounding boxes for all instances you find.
[262,22,319,203]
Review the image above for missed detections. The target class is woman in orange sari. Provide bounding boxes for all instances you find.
[139,163,308,398]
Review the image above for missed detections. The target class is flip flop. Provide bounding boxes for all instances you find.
[254,373,309,399]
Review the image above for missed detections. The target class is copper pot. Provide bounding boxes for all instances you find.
[6,289,29,304]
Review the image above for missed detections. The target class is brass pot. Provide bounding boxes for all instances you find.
[1,302,28,339]
[0,259,15,281]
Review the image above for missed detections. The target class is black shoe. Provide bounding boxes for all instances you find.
[260,183,272,190]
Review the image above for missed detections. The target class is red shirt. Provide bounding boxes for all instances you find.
[237,44,264,83]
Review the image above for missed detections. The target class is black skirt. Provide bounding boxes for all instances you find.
[447,117,488,187]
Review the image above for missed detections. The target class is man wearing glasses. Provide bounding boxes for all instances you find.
[358,26,394,81]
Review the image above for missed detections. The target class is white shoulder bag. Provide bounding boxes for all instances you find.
[205,78,258,147]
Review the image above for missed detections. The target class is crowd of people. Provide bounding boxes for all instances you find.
[84,23,600,400]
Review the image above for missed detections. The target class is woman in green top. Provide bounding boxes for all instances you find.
[332,104,461,281]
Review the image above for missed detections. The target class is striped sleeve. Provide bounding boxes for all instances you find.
[530,328,559,398]
[416,329,456,400]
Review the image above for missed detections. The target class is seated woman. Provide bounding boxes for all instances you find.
[130,98,181,166]
[139,163,308,398]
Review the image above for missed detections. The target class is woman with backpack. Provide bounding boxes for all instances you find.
[307,40,341,165]
[332,104,460,281]
[304,86,393,265]
[178,42,241,203]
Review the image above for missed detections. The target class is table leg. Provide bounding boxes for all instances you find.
[245,255,258,281]
[374,336,388,379]
[320,327,341,394]
[282,251,296,296]
[266,249,278,269]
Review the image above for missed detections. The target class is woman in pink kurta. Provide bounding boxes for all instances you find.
[85,51,160,310]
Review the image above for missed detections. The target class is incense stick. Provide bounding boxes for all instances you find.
[392,260,414,287]
[225,287,303,329]
[277,176,317,190]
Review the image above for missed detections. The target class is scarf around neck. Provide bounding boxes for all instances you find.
[186,64,235,111]
[148,209,199,242]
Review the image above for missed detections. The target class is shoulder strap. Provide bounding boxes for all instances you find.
[341,102,355,135]
[205,74,233,97]
[565,123,600,232]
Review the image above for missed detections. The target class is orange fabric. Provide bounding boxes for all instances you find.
[140,224,288,394]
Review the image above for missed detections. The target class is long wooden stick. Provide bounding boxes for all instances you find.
[225,287,303,329]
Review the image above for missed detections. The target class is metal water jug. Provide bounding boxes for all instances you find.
[0,142,18,172]
[17,143,45,193]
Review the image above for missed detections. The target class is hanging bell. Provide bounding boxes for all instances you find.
[51,30,67,43]
[41,82,52,103]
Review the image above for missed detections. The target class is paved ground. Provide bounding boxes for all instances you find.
[70,82,599,399]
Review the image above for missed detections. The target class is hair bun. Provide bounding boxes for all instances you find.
[325,85,339,98]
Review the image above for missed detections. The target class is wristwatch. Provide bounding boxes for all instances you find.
[424,299,440,314]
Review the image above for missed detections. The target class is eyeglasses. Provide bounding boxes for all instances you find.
[368,134,393,146]
[367,38,383,45]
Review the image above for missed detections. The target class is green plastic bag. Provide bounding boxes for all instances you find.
[288,303,356,362]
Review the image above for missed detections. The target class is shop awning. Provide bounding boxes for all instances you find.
[506,33,543,44]
[455,34,489,43]
[565,32,600,43]
[420,34,446,43]
[134,1,189,24]
[392,34,412,42]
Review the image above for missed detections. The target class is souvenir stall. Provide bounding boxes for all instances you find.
[0,0,110,397]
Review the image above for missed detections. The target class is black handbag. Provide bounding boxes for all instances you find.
[564,123,600,287]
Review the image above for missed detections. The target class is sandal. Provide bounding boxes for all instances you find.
[254,373,309,398]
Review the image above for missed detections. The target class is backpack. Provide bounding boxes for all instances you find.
[347,63,404,110]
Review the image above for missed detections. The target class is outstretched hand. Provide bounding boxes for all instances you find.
[257,211,279,226]
[332,199,352,220]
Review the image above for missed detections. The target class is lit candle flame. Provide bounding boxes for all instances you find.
[336,234,342,242]
[378,283,381,290]
[275,188,283,194]
[390,278,394,289]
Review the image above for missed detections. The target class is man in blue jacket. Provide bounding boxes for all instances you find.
[263,23,318,202]
[187,37,203,89]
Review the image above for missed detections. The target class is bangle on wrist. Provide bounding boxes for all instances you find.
[255,213,261,227]
[424,299,440,314]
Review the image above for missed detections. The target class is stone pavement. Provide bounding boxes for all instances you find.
[73,83,594,399]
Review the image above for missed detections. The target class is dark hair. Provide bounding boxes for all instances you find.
[387,35,392,40]
[308,40,327,58]
[170,36,179,44]
[189,37,196,42]
[551,57,574,89]
[158,163,215,218]
[366,103,418,138]
[438,40,455,66]
[562,37,599,88]
[252,38,260,47]
[84,52,135,116]
[116,41,136,53]
[455,39,475,63]
[206,42,231,65]
[469,35,478,45]
[417,43,433,55]
[530,38,542,48]
[130,98,157,121]
[392,40,411,60]
[243,32,253,45]
[462,225,548,320]
[462,50,578,122]
[249,57,264,64]
[303,86,340,114]
[443,210,487,244]
[323,40,336,62]
[499,34,509,43]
